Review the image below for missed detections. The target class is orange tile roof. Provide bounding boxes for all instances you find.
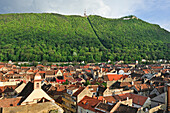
[98,96,104,100]
[134,83,151,91]
[107,74,123,81]
[37,64,44,67]
[86,70,91,73]
[39,71,46,73]
[8,71,14,74]
[33,70,39,73]
[27,70,33,73]
[0,65,4,68]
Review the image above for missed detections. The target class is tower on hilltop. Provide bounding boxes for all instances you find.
[84,9,87,17]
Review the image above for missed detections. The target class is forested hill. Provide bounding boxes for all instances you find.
[0,13,169,62]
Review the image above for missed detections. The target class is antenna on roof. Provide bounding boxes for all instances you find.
[84,9,87,17]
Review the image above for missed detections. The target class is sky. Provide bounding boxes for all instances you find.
[0,0,170,31]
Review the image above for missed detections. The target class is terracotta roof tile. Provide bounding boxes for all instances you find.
[78,96,101,112]
[0,97,22,107]
[106,74,123,81]
[116,93,148,106]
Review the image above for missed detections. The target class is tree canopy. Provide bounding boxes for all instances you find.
[0,13,169,62]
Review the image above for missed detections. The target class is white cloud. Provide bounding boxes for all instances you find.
[0,0,144,17]
[0,0,169,31]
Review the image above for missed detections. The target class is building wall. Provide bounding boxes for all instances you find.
[103,88,123,97]
[55,70,63,77]
[106,81,116,88]
[62,93,76,113]
[77,87,93,103]
[121,99,133,106]
[114,90,134,95]
[78,106,95,113]
[150,88,160,96]
[0,81,20,86]
[143,97,151,108]
[149,104,166,113]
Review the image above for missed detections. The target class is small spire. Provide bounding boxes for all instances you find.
[34,72,41,80]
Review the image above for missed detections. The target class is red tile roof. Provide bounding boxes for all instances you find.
[86,70,91,73]
[80,65,89,69]
[143,69,151,74]
[104,96,116,103]
[151,66,164,69]
[78,96,101,112]
[0,97,22,107]
[116,93,148,106]
[21,67,30,69]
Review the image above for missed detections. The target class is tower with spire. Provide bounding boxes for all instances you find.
[20,72,55,105]
[34,72,42,89]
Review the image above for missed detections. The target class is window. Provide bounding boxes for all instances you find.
[36,83,39,88]
[71,104,76,109]
[10,104,13,106]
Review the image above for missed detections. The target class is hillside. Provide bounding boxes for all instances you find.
[0,13,169,62]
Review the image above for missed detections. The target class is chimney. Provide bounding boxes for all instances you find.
[127,97,129,101]
[1,93,5,98]
[132,81,134,85]
[102,98,106,103]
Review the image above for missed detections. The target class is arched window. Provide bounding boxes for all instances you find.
[36,83,39,88]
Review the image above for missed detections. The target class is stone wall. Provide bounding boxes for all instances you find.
[2,102,63,113]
